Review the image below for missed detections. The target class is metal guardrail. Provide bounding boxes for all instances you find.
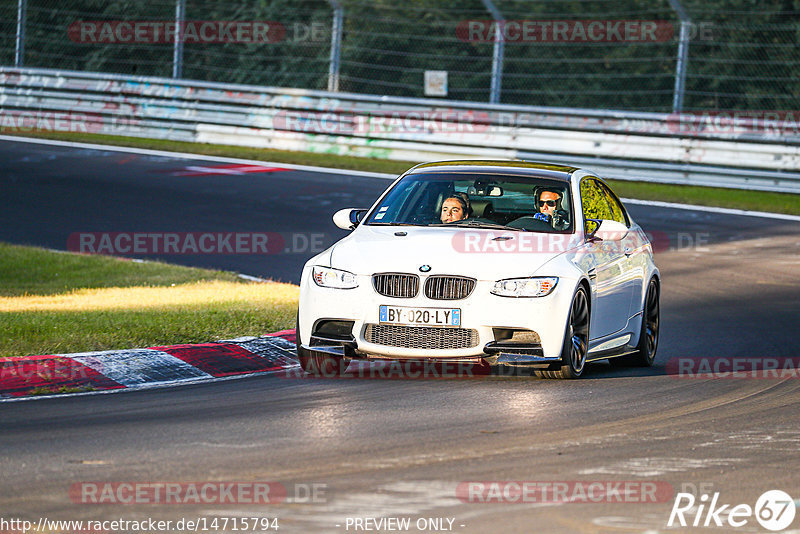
[2,67,800,193]
[6,0,699,113]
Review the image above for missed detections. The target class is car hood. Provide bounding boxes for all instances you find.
[328,225,582,280]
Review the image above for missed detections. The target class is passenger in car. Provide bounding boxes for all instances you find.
[440,192,472,223]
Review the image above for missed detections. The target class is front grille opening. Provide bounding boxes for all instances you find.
[364,324,479,350]
[492,328,541,344]
[373,273,419,298]
[312,320,355,341]
[424,275,476,300]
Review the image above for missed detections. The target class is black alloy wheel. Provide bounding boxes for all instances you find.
[536,286,590,379]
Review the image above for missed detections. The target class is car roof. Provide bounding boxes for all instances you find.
[407,160,580,182]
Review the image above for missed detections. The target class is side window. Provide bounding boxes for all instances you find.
[580,179,613,234]
[599,183,628,226]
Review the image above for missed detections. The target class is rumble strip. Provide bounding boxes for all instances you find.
[0,331,297,400]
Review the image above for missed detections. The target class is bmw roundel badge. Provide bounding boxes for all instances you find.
[419,265,431,273]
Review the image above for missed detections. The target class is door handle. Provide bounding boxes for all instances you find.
[624,247,633,257]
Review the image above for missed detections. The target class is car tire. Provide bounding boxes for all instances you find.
[295,317,348,377]
[535,286,590,379]
[610,278,659,368]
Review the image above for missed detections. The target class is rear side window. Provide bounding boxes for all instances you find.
[598,182,628,226]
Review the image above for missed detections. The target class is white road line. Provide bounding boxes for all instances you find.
[3,134,798,221]
[0,135,396,179]
[237,273,269,282]
[622,198,800,222]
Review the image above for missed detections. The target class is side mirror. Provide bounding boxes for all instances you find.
[590,219,629,242]
[333,208,367,230]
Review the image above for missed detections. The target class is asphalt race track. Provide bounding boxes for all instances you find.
[2,138,800,533]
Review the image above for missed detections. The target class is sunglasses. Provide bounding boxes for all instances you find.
[539,199,557,207]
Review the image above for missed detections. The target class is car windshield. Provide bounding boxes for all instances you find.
[364,172,574,233]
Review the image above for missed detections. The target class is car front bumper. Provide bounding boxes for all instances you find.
[298,268,579,364]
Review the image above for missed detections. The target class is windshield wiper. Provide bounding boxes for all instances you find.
[429,220,525,231]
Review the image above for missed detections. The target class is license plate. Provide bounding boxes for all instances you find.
[379,305,461,327]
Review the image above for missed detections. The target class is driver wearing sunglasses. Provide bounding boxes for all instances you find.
[538,190,561,217]
[530,189,569,230]
[506,188,569,231]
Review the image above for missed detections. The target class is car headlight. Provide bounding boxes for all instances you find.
[491,277,558,298]
[312,266,358,289]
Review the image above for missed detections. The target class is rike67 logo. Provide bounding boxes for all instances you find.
[668,490,796,531]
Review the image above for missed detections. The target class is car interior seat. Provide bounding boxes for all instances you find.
[470,199,495,219]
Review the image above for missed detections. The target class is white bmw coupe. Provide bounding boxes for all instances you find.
[297,161,660,379]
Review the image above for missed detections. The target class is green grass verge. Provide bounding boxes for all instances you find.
[0,243,298,358]
[0,242,242,297]
[6,130,800,215]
